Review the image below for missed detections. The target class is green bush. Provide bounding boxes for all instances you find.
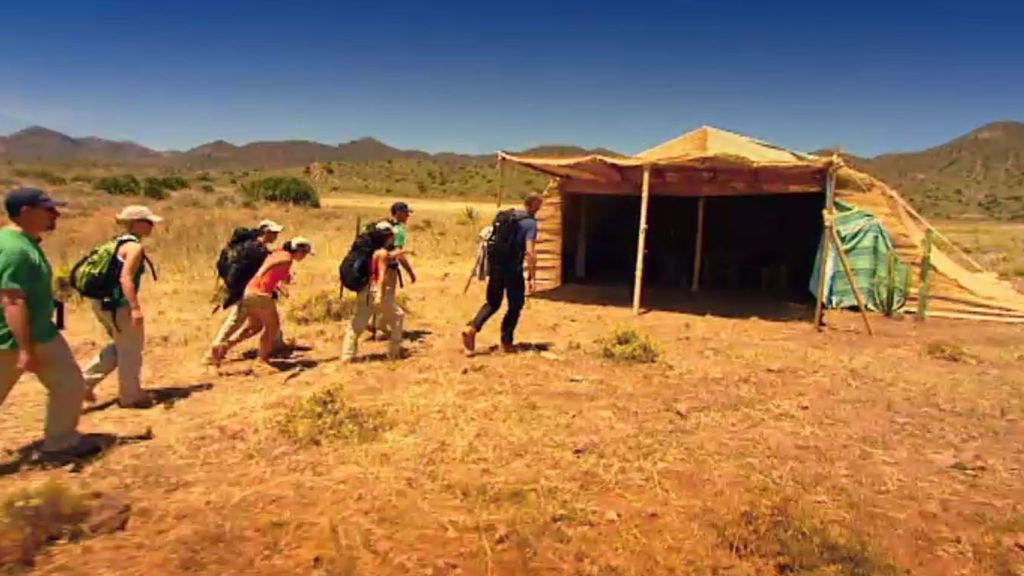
[142,177,169,200]
[600,327,660,363]
[94,175,140,196]
[11,168,66,186]
[240,176,320,208]
[275,384,391,446]
[200,183,215,193]
[157,176,189,191]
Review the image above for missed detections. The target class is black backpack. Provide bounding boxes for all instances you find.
[216,228,268,308]
[339,224,391,292]
[486,209,526,272]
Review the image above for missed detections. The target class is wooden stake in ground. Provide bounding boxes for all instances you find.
[495,156,505,209]
[829,225,875,336]
[918,229,934,321]
[632,166,652,315]
[691,196,705,292]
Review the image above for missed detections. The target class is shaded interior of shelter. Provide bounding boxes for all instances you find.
[546,191,826,320]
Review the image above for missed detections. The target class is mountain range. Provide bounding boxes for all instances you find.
[2,122,1022,218]
[0,126,618,168]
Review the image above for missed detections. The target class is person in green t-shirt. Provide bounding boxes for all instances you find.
[0,188,98,457]
[373,202,417,340]
[83,205,162,408]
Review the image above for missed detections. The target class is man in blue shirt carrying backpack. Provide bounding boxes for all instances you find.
[462,193,543,355]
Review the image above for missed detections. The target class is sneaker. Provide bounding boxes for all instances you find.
[40,435,107,461]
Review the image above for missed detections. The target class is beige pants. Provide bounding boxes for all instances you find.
[83,302,146,404]
[373,270,404,335]
[0,335,85,452]
[341,285,403,362]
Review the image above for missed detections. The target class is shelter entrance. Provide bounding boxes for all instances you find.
[560,191,825,308]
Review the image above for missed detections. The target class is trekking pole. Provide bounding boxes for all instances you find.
[463,245,483,294]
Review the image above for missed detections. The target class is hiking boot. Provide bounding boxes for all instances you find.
[461,328,476,357]
[500,342,517,354]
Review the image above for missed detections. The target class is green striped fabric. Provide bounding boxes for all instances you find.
[809,201,910,312]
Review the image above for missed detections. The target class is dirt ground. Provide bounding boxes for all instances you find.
[2,191,1024,575]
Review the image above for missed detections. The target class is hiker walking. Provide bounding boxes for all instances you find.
[340,222,405,363]
[217,237,313,374]
[0,188,100,457]
[80,205,162,408]
[373,202,417,339]
[208,219,283,364]
[462,194,543,355]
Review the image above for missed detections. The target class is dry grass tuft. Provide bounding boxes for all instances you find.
[599,327,660,363]
[288,290,356,325]
[926,340,973,363]
[275,384,392,446]
[0,479,91,569]
[719,498,899,576]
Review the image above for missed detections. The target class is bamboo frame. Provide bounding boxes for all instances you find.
[918,229,934,321]
[691,196,705,292]
[632,166,652,314]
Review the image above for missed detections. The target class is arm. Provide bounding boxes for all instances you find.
[525,239,538,293]
[397,253,416,283]
[1,289,37,372]
[119,243,145,324]
[372,250,390,303]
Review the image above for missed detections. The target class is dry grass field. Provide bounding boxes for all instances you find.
[1,178,1024,575]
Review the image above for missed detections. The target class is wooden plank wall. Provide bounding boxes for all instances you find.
[533,181,564,291]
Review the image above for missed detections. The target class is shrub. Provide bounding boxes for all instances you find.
[0,479,90,568]
[142,177,169,200]
[288,291,357,325]
[926,340,974,363]
[240,176,320,208]
[157,176,189,191]
[200,183,215,193]
[599,327,660,363]
[70,174,95,184]
[459,205,480,225]
[11,168,67,186]
[275,384,391,446]
[94,175,140,196]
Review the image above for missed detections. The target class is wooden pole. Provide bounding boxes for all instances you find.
[496,156,505,209]
[918,229,934,321]
[575,195,587,280]
[813,168,836,329]
[691,196,705,292]
[829,226,875,336]
[632,166,652,315]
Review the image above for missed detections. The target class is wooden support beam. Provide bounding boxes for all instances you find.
[496,156,505,208]
[632,166,652,315]
[829,225,875,336]
[918,229,934,321]
[813,223,831,330]
[691,196,705,292]
[575,195,587,279]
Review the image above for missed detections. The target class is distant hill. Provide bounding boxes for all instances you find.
[0,126,163,163]
[0,126,621,169]
[859,122,1024,219]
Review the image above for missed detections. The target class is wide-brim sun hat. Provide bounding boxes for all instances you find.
[259,219,284,233]
[115,205,164,223]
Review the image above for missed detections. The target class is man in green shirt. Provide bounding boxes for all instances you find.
[0,188,96,457]
[374,202,417,339]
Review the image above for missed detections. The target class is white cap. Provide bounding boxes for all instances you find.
[259,219,284,233]
[290,236,315,255]
[115,205,164,223]
[375,221,395,233]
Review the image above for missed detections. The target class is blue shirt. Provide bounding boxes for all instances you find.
[514,210,538,247]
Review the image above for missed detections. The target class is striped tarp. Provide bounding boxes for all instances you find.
[809,201,911,312]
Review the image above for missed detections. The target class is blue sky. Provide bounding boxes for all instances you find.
[1,0,1021,156]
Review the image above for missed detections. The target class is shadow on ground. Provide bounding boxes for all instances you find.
[0,431,153,477]
[84,383,214,414]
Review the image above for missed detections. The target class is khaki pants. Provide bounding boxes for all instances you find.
[341,285,403,362]
[0,335,85,452]
[373,270,404,335]
[83,302,146,404]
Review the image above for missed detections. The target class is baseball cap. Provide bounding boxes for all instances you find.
[258,219,284,233]
[390,202,413,215]
[374,221,395,233]
[4,188,67,217]
[115,205,164,223]
[290,236,315,254]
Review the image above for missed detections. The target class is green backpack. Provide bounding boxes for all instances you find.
[70,235,156,303]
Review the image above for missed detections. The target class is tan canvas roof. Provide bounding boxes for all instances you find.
[499,125,834,185]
